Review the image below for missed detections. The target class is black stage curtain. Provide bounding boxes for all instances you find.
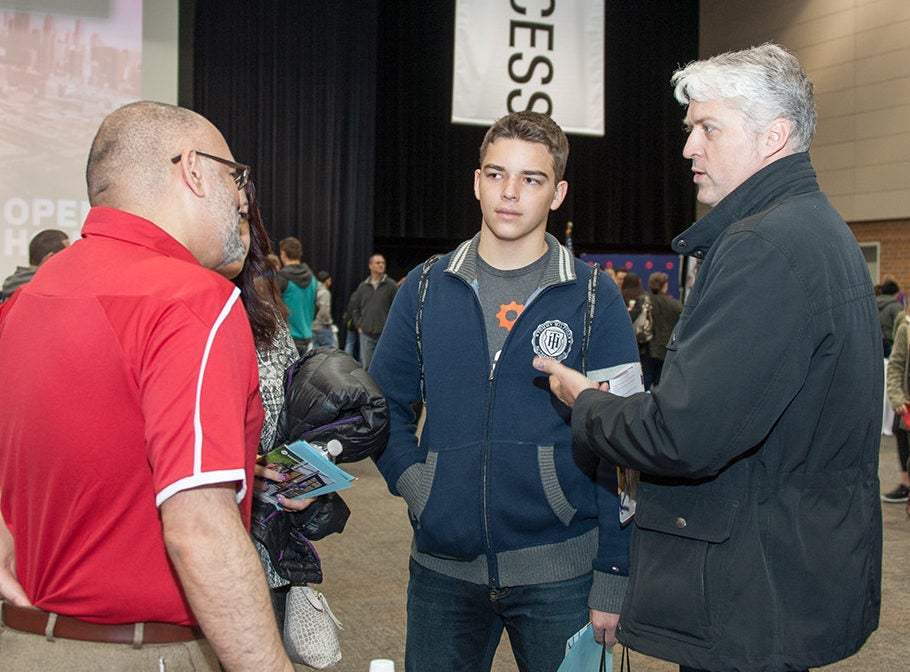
[373,0,699,276]
[189,0,378,327]
[187,0,698,300]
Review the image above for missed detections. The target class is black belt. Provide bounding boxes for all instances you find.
[1,602,204,646]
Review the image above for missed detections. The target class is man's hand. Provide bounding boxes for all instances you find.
[0,509,31,606]
[532,356,600,407]
[591,608,620,646]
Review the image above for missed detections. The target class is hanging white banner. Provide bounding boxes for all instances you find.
[452,0,605,136]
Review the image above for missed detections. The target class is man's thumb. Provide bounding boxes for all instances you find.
[533,356,554,372]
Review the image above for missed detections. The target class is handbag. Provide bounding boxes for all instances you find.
[631,295,653,344]
[283,585,344,669]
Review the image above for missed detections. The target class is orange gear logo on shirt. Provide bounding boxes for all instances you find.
[496,301,524,331]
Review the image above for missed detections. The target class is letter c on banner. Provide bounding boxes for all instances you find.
[509,1,555,18]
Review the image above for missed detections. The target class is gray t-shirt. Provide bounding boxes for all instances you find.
[476,249,549,366]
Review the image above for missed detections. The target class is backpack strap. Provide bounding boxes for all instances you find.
[581,263,600,375]
[418,256,597,391]
[416,254,442,406]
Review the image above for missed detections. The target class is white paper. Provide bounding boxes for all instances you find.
[585,363,645,397]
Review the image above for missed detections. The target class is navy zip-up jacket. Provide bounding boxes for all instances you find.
[370,234,639,612]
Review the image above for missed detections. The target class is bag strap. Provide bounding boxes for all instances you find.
[620,644,632,671]
[581,263,601,375]
[601,643,632,671]
[416,254,442,406]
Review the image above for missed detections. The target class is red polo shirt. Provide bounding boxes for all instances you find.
[0,207,263,625]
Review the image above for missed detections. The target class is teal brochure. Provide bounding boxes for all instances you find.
[556,622,612,672]
[255,440,355,506]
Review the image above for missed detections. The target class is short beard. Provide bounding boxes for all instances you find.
[220,209,245,266]
[210,174,245,267]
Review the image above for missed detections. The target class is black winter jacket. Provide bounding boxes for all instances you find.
[644,292,682,361]
[348,275,398,335]
[573,153,882,671]
[253,348,389,584]
[276,347,389,464]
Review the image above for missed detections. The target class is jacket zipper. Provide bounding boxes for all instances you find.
[477,279,562,588]
[461,274,499,587]
[481,359,498,586]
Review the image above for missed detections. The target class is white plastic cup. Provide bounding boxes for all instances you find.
[369,659,395,672]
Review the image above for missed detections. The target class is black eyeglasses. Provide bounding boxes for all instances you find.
[171,151,251,191]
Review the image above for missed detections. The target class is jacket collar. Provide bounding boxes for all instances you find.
[362,273,390,286]
[672,152,819,260]
[445,232,576,288]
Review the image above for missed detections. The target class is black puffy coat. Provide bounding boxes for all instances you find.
[254,347,389,584]
[251,492,351,584]
[275,347,389,464]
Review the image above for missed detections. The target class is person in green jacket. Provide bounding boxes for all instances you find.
[276,236,317,354]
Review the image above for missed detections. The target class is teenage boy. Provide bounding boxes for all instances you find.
[369,111,639,671]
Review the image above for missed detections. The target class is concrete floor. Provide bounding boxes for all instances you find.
[315,436,910,671]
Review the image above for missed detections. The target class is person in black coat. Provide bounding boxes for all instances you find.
[535,44,881,672]
[641,272,682,390]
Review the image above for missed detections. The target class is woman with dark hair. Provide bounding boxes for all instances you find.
[215,180,314,636]
[621,271,646,309]
[217,180,301,456]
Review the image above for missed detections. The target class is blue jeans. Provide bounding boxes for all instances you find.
[344,328,359,360]
[405,559,591,672]
[359,331,379,370]
[311,325,336,348]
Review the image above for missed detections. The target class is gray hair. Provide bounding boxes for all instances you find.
[86,101,210,206]
[671,43,816,152]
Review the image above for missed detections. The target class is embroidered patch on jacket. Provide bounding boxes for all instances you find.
[531,320,574,361]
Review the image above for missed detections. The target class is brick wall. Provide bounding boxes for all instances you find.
[849,218,910,287]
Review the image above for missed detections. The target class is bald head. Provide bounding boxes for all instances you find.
[85,101,247,271]
[86,101,216,209]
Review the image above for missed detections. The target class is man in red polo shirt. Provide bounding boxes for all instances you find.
[0,102,293,671]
